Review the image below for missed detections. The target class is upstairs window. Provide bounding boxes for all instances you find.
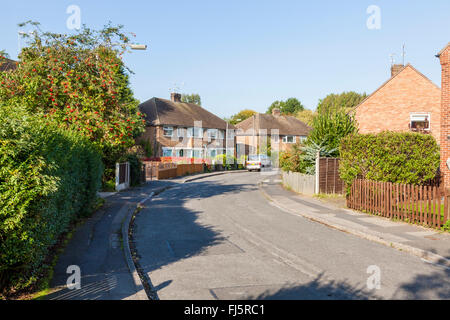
[207,129,218,139]
[410,113,430,131]
[163,126,173,137]
[177,127,186,137]
[187,127,204,138]
[282,135,296,143]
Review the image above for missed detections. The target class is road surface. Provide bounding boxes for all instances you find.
[134,171,450,300]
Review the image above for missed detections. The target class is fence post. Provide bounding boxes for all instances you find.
[315,152,320,194]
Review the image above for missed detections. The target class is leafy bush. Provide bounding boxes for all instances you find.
[307,111,357,157]
[339,132,440,188]
[0,105,103,293]
[121,153,143,187]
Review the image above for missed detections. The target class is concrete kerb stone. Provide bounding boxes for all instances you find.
[182,170,247,184]
[258,181,450,270]
[122,185,173,300]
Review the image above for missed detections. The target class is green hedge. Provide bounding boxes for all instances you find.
[339,132,440,189]
[0,106,103,292]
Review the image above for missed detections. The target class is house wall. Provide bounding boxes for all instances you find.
[236,134,303,156]
[354,66,441,144]
[140,125,231,157]
[439,46,450,188]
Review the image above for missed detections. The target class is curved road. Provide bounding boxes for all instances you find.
[134,171,450,300]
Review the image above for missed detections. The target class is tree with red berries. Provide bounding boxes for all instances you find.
[0,21,145,171]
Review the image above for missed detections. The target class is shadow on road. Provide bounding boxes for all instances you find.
[134,180,257,297]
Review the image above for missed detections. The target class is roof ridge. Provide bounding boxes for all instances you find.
[350,64,439,114]
[437,42,450,57]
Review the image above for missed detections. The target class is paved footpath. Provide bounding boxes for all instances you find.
[260,177,450,266]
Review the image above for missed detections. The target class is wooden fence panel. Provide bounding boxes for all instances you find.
[347,179,444,230]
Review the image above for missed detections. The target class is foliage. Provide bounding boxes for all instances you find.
[279,141,335,174]
[181,93,201,105]
[267,98,304,115]
[0,105,103,293]
[227,109,257,125]
[306,111,357,157]
[0,21,145,172]
[295,109,316,126]
[120,153,143,186]
[316,91,367,115]
[339,132,440,188]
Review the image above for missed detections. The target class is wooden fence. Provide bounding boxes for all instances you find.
[142,161,205,180]
[317,157,345,194]
[347,179,449,229]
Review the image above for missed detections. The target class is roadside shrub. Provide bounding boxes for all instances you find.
[0,106,103,293]
[121,153,143,186]
[339,131,440,188]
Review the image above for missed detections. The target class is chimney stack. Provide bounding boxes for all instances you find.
[391,64,404,78]
[272,108,281,117]
[171,92,182,103]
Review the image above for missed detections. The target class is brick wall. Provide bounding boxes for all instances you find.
[354,65,441,144]
[439,45,450,188]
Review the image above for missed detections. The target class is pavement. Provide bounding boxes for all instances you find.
[259,177,450,267]
[44,170,236,300]
[133,171,450,300]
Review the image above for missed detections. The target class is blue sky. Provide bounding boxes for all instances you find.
[1,1,449,118]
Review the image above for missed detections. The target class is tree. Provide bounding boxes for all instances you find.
[267,98,304,115]
[181,93,201,105]
[295,109,316,126]
[0,21,145,171]
[228,109,257,125]
[316,91,367,115]
[306,111,357,157]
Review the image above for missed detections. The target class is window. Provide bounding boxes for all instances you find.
[163,126,173,137]
[299,136,307,143]
[282,135,296,143]
[162,148,173,157]
[187,127,204,138]
[176,149,184,157]
[219,130,225,139]
[192,149,202,158]
[272,135,280,143]
[410,113,430,131]
[207,129,218,139]
[177,127,186,137]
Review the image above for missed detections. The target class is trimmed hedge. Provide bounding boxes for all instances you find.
[0,106,103,292]
[339,131,440,188]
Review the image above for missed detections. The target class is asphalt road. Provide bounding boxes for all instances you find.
[134,171,450,300]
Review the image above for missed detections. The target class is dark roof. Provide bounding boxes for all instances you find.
[235,113,311,136]
[350,64,440,114]
[436,42,450,57]
[139,97,234,130]
[0,58,17,72]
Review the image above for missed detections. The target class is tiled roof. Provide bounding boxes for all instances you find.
[235,113,311,136]
[0,58,17,72]
[139,97,234,130]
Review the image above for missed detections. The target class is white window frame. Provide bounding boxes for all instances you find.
[163,126,174,137]
[410,113,430,131]
[207,129,218,139]
[272,135,280,143]
[177,127,186,137]
[162,147,173,157]
[187,127,204,138]
[282,135,296,144]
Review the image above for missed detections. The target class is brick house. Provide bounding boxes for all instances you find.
[235,108,311,156]
[438,43,450,188]
[138,93,235,159]
[352,64,441,143]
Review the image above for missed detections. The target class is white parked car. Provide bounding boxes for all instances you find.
[246,154,271,171]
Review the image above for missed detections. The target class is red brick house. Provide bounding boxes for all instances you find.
[438,43,450,188]
[0,58,17,72]
[352,64,441,143]
[235,108,311,156]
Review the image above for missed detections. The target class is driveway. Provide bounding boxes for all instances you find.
[134,171,450,300]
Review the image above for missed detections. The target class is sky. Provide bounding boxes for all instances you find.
[1,0,449,118]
